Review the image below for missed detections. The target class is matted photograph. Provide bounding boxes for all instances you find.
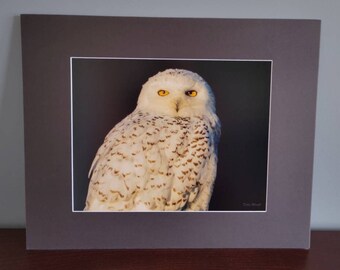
[71,58,272,212]
[21,15,320,249]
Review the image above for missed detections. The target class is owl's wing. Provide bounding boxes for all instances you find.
[186,117,220,211]
[84,111,146,211]
[185,152,218,210]
[165,116,221,211]
[88,114,131,179]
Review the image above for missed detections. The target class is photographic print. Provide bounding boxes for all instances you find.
[71,58,272,212]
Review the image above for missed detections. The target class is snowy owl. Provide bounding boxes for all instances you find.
[84,69,220,211]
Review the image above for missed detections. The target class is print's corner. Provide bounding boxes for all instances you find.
[0,1,339,230]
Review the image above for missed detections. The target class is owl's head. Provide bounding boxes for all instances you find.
[136,69,217,118]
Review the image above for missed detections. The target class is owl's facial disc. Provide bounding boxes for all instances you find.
[137,69,216,117]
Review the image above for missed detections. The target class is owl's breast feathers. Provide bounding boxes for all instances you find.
[85,110,219,211]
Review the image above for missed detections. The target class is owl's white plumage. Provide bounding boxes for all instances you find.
[84,69,220,211]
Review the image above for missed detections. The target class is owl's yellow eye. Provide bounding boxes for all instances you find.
[157,89,169,96]
[185,90,197,97]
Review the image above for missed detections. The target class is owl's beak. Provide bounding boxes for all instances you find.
[175,100,181,112]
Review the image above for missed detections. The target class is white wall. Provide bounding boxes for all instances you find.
[0,0,339,229]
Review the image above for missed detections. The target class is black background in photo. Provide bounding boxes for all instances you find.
[72,59,271,211]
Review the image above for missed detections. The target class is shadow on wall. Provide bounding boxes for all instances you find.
[0,16,25,228]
